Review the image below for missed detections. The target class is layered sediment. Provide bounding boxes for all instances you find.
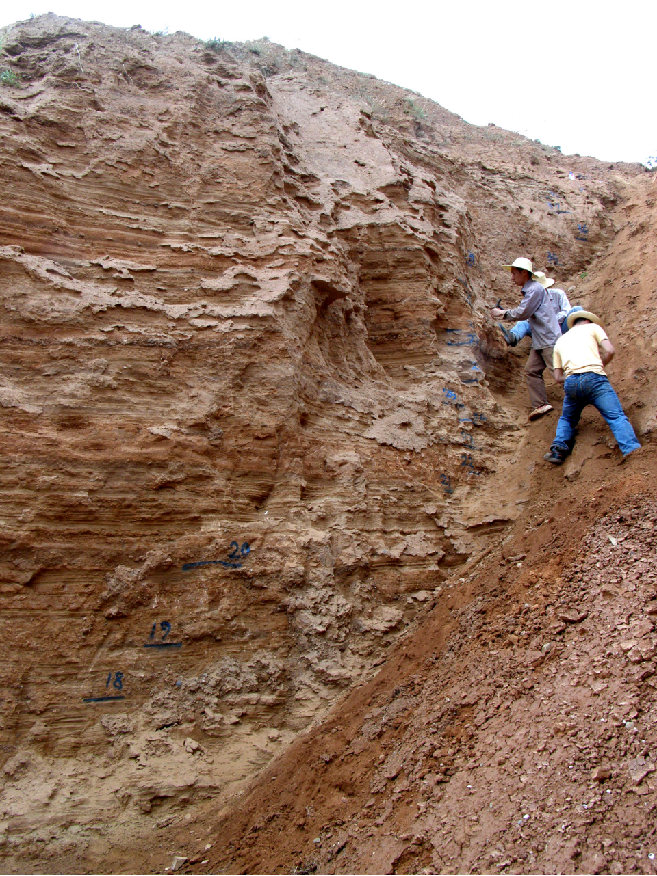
[0,14,652,871]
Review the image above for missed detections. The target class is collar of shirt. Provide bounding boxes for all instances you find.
[522,279,544,295]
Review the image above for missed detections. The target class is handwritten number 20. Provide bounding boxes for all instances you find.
[228,541,250,560]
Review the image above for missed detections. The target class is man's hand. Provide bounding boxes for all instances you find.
[491,307,505,319]
[554,367,565,384]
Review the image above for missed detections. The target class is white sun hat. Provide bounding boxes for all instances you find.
[534,271,555,289]
[502,257,537,277]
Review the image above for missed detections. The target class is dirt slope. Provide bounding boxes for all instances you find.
[0,13,655,874]
[197,178,657,875]
[204,472,657,876]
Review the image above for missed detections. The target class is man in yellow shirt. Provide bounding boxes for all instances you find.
[544,311,641,464]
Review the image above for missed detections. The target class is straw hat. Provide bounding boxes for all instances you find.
[502,257,537,277]
[534,271,555,289]
[566,310,603,330]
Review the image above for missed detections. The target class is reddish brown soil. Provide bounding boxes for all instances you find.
[195,457,657,875]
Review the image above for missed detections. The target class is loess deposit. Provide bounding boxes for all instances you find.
[0,14,656,875]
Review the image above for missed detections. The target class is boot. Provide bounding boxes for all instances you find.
[499,324,517,347]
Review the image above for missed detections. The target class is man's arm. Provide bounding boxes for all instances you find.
[552,343,563,382]
[600,339,615,365]
[504,284,543,321]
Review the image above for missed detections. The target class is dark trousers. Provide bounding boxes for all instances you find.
[524,346,555,408]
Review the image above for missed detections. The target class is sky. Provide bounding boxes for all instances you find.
[1,0,655,166]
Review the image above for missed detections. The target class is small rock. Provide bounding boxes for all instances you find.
[629,643,656,663]
[632,619,654,638]
[171,856,188,871]
[591,765,612,781]
[410,590,431,602]
[183,737,200,754]
[558,610,588,624]
[149,426,173,439]
[581,851,607,873]
[628,757,655,784]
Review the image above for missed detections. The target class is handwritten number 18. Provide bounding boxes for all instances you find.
[106,671,124,690]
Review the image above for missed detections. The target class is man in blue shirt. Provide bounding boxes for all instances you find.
[491,257,561,421]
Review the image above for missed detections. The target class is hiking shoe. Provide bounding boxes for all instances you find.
[499,325,517,346]
[543,449,565,465]
[619,446,644,465]
[528,404,554,421]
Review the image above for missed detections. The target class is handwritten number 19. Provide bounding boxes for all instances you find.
[150,621,171,641]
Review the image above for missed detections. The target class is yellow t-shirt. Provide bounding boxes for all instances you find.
[553,323,609,377]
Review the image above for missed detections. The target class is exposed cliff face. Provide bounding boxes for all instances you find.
[0,14,652,871]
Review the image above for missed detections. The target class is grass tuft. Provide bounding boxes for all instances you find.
[205,37,230,53]
[0,68,19,86]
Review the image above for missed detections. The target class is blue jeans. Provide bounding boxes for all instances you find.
[508,320,531,342]
[552,373,641,457]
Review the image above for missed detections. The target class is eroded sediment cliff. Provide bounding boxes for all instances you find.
[0,14,650,868]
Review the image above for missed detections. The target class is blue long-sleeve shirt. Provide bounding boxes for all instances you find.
[504,280,561,349]
[549,288,571,325]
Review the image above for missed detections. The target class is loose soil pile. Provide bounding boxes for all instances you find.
[201,454,657,875]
